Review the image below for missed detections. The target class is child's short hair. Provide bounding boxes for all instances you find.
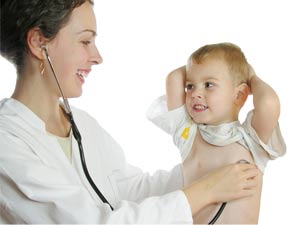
[189,42,249,85]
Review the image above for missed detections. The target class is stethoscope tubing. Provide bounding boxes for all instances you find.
[42,45,114,210]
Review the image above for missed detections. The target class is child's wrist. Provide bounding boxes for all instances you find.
[248,74,257,88]
[248,64,256,84]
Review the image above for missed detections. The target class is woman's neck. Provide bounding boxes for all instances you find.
[11,73,71,137]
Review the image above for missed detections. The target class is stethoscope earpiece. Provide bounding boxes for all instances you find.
[41,44,47,54]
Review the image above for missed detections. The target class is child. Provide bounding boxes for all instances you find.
[147,43,286,224]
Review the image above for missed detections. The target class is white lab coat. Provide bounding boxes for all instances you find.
[0,98,192,224]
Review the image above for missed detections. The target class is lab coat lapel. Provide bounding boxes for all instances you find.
[71,133,118,207]
[0,99,85,187]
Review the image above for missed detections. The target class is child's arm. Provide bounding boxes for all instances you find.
[166,66,186,110]
[249,65,280,144]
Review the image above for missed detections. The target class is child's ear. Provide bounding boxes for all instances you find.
[234,83,250,107]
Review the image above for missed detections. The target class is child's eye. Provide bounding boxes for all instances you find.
[205,82,214,88]
[185,84,194,92]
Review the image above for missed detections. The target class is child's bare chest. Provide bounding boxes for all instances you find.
[183,129,253,185]
[182,130,258,224]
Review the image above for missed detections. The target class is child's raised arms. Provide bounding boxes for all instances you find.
[248,65,281,144]
[166,66,186,110]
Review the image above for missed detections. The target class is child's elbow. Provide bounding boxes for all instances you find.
[166,68,185,86]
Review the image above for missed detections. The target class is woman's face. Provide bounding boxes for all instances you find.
[46,1,102,98]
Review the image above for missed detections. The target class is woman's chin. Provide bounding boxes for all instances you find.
[66,90,83,99]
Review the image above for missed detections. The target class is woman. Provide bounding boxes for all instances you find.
[0,0,258,223]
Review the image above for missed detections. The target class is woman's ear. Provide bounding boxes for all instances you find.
[27,27,47,60]
[234,83,250,107]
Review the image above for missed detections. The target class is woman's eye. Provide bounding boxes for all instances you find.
[205,82,213,88]
[81,41,91,46]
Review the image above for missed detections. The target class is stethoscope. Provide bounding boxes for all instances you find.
[41,45,114,211]
[42,44,249,224]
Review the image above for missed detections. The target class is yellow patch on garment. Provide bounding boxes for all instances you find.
[181,127,190,140]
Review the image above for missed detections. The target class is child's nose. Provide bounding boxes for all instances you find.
[192,87,203,99]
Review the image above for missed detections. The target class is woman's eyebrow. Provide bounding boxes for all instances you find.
[76,29,97,36]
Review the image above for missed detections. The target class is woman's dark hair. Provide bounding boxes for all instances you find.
[0,0,93,74]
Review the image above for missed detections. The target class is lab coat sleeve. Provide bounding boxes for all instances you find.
[0,134,193,224]
[85,113,185,203]
[113,162,185,203]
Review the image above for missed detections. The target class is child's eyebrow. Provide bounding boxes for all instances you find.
[186,76,219,83]
[204,76,219,81]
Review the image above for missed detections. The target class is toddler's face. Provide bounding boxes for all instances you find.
[185,58,238,125]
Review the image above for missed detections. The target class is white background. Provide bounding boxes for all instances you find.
[1,0,299,224]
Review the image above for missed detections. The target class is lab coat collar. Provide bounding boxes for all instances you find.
[0,98,73,166]
[0,98,67,132]
[0,98,111,204]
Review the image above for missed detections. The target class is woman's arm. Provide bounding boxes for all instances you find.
[248,65,280,144]
[115,159,258,217]
[166,66,186,110]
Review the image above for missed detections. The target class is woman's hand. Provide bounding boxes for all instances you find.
[183,163,258,215]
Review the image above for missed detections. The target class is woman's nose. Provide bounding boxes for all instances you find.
[89,46,103,65]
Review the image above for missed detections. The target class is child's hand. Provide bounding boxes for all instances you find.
[247,64,256,94]
[248,64,256,83]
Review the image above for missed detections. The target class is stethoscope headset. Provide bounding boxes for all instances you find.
[42,44,249,224]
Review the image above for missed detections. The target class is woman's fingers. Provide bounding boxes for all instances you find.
[238,162,257,171]
[233,163,259,198]
[245,177,258,189]
[182,163,260,215]
[217,163,259,201]
[241,167,259,179]
[238,188,256,199]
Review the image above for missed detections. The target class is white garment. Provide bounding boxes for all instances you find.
[147,96,286,173]
[47,131,72,162]
[0,98,192,224]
